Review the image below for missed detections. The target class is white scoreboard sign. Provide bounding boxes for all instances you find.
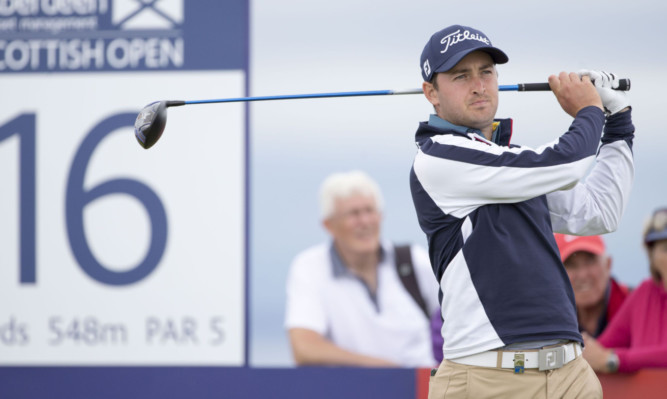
[0,1,249,365]
[0,71,246,365]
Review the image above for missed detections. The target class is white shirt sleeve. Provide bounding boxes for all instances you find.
[284,249,328,334]
[547,140,634,235]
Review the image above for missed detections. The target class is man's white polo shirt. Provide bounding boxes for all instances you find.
[284,241,439,367]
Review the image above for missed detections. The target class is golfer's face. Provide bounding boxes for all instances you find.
[433,51,499,132]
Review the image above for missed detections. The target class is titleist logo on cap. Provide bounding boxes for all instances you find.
[440,29,491,54]
[420,25,507,82]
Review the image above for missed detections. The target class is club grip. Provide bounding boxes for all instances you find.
[518,78,631,92]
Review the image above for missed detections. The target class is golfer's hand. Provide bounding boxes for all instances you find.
[578,70,630,115]
[549,72,603,118]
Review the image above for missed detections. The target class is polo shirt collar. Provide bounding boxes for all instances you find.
[330,242,387,278]
[428,114,499,144]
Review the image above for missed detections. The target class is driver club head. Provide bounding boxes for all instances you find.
[134,101,167,149]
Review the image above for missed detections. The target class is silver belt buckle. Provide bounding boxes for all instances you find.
[538,346,565,371]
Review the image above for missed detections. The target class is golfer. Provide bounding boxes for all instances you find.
[410,24,634,398]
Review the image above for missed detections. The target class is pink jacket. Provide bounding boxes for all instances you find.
[599,279,667,372]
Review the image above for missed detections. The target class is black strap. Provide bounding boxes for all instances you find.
[394,244,429,319]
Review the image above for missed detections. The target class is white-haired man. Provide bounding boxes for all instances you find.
[284,170,440,367]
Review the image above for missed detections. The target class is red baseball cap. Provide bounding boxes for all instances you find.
[554,233,606,262]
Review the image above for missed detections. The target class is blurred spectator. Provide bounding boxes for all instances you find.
[555,234,630,337]
[284,171,440,367]
[583,208,667,373]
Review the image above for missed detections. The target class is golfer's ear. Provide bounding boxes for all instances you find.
[423,81,438,106]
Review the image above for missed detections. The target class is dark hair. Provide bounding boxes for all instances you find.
[430,73,439,90]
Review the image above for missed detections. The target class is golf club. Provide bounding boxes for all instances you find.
[134,79,631,149]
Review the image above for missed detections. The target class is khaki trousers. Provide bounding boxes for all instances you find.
[428,355,602,399]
